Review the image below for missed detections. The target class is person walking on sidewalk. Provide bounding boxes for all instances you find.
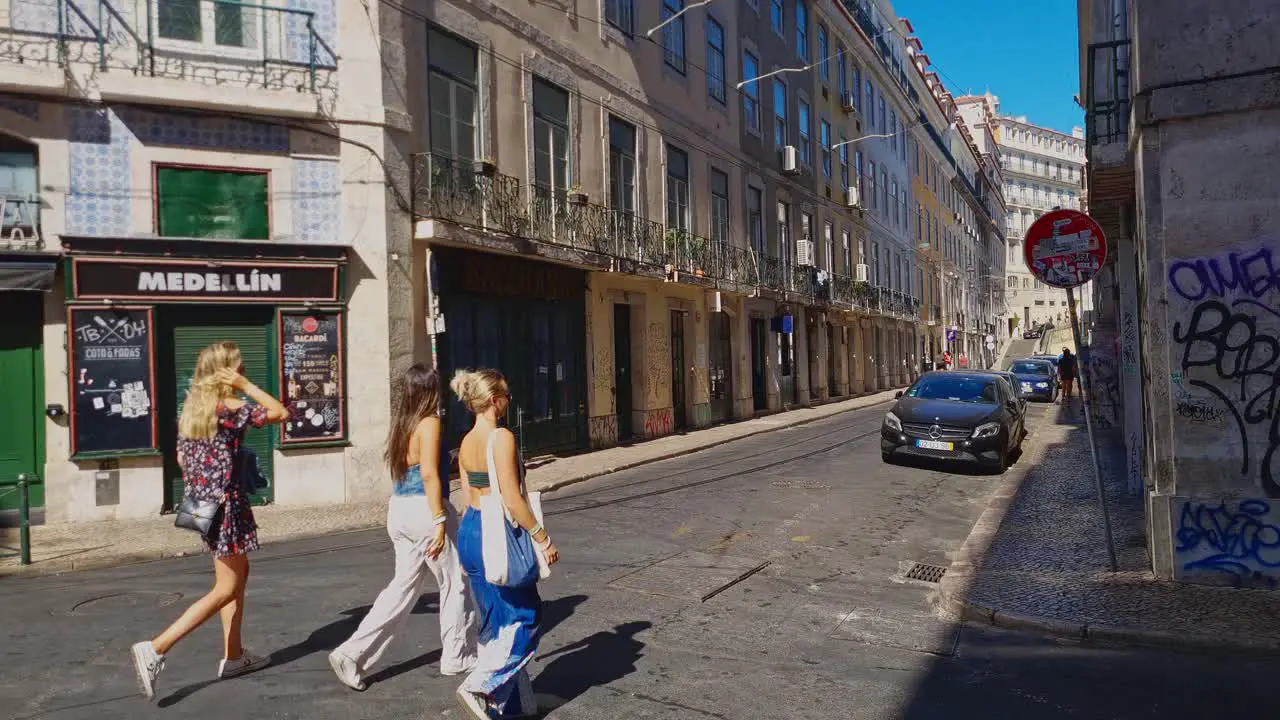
[328,364,477,691]
[1058,347,1079,402]
[130,342,289,700]
[451,369,560,719]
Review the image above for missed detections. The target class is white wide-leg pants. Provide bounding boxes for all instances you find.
[336,495,476,675]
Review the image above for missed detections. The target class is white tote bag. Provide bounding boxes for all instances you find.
[480,431,551,586]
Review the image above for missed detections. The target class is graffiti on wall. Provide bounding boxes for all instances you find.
[1120,310,1139,377]
[644,321,669,405]
[1168,247,1280,497]
[1175,498,1280,588]
[1085,338,1120,429]
[642,407,674,438]
[588,414,618,449]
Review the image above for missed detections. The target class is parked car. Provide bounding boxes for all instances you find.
[1031,354,1061,369]
[1023,328,1043,339]
[1008,358,1059,402]
[881,371,1025,473]
[977,370,1028,419]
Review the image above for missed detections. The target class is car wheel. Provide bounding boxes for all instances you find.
[882,452,893,464]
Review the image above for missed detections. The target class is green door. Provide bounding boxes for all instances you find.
[0,292,43,512]
[159,306,275,510]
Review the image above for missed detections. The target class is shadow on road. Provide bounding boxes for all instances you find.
[532,620,651,716]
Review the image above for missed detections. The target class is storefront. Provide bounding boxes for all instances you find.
[62,236,349,510]
[0,251,57,520]
[431,247,587,457]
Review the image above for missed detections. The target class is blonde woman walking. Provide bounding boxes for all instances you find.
[130,341,289,700]
[328,364,476,690]
[451,369,559,719]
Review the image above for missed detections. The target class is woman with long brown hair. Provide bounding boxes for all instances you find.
[130,341,289,700]
[451,368,559,719]
[327,364,476,691]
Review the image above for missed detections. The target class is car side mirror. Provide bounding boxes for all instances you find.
[895,391,903,399]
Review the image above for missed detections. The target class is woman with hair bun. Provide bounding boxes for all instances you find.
[449,369,559,719]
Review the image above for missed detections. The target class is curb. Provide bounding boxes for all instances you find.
[2,390,898,580]
[934,412,1280,655]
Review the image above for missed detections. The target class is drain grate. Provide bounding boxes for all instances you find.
[903,562,948,584]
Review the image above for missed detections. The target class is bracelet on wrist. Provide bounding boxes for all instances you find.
[433,514,447,526]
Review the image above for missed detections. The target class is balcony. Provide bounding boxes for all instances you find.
[1085,39,1135,206]
[0,0,337,114]
[1,194,43,250]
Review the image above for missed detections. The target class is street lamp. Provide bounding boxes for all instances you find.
[736,29,893,89]
[644,0,714,38]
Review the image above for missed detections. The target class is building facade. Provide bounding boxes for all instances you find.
[0,0,394,524]
[989,103,1087,331]
[1079,0,1280,589]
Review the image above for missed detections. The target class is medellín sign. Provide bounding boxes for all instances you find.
[71,257,340,303]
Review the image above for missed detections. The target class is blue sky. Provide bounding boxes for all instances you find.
[890,0,1084,134]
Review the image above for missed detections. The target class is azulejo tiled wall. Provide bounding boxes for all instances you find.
[67,107,133,236]
[116,107,290,153]
[292,159,341,244]
[286,0,339,65]
[0,96,39,121]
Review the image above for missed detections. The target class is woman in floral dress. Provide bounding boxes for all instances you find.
[130,341,289,701]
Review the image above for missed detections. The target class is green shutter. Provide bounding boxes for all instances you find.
[166,310,275,508]
[0,293,43,511]
[156,167,270,240]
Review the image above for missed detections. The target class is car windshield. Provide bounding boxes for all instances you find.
[1011,361,1051,376]
[906,375,1000,404]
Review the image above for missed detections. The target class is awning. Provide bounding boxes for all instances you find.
[0,260,57,291]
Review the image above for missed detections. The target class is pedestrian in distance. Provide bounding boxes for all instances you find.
[328,364,477,690]
[1058,347,1078,401]
[130,341,290,700]
[451,369,560,719]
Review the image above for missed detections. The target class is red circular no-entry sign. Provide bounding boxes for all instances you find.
[1023,209,1107,289]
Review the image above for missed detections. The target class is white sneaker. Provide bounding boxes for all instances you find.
[218,650,271,679]
[455,686,492,720]
[328,650,366,691]
[130,641,165,700]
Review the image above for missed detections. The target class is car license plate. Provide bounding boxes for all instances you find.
[916,439,954,451]
[1021,382,1032,392]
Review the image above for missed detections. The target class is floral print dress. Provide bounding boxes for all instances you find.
[177,401,269,558]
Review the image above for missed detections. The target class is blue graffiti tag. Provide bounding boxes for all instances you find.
[1168,248,1280,302]
[1175,499,1280,588]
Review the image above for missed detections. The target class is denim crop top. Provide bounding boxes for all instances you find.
[393,465,426,496]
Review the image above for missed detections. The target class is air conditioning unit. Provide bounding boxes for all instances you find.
[796,239,814,267]
[781,145,800,174]
[855,263,869,282]
[843,185,861,208]
[841,91,856,113]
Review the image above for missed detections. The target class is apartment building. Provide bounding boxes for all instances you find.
[0,0,393,524]
[990,102,1087,329]
[957,95,1010,350]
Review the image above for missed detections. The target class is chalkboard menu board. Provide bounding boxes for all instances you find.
[68,306,157,456]
[278,311,345,445]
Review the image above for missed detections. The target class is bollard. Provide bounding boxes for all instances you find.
[18,474,31,566]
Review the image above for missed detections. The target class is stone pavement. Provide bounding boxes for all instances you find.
[0,387,901,577]
[935,399,1280,651]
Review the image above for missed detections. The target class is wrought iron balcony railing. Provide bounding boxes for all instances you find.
[1,0,337,93]
[412,154,526,236]
[1,194,43,250]
[1086,39,1131,147]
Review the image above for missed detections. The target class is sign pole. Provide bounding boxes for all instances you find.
[1067,287,1119,573]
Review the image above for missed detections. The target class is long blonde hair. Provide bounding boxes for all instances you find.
[449,368,508,415]
[178,341,243,439]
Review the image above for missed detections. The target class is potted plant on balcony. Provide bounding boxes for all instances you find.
[567,186,589,205]
[471,157,497,177]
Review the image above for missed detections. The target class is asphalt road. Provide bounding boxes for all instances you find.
[4,400,1280,720]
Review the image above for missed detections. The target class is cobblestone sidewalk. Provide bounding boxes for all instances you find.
[0,388,901,577]
[937,401,1280,651]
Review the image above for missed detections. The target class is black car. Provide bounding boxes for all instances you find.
[1023,328,1043,339]
[881,371,1025,473]
[977,370,1028,417]
[1008,358,1058,402]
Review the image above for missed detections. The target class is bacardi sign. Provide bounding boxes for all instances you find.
[72,257,340,303]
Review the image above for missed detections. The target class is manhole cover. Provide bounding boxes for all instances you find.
[903,562,947,584]
[70,591,184,616]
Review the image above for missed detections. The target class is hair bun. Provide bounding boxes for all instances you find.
[450,369,475,399]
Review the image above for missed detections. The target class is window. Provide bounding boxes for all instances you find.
[798,100,811,165]
[666,145,690,232]
[823,221,834,271]
[855,150,863,197]
[604,0,634,36]
[706,17,726,104]
[891,179,899,225]
[867,160,877,209]
[1008,276,1017,289]
[878,96,886,135]
[428,27,478,162]
[820,120,831,178]
[770,0,783,36]
[817,24,829,81]
[795,0,808,61]
[661,0,686,73]
[742,51,760,133]
[157,0,257,49]
[865,81,874,128]
[710,168,729,244]
[156,166,268,239]
[777,200,790,263]
[608,116,637,215]
[872,241,880,283]
[853,65,863,111]
[800,212,813,263]
[773,79,788,147]
[889,110,897,151]
[1023,278,1030,289]
[879,168,888,215]
[532,77,570,196]
[839,141,849,188]
[837,47,847,97]
[748,186,764,256]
